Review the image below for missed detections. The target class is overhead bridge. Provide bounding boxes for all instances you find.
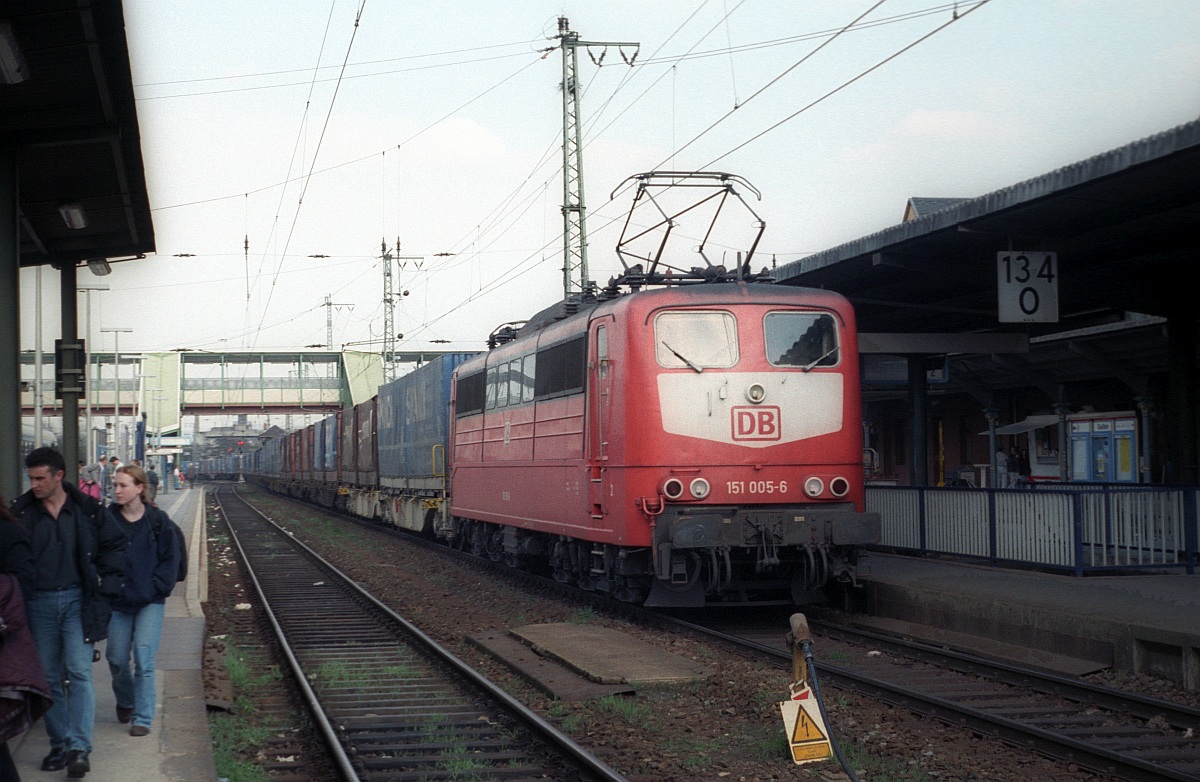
[20,349,456,435]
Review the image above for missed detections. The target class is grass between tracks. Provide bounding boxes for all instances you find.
[205,499,305,782]
[208,642,289,782]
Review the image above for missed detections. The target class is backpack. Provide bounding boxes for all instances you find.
[150,511,188,583]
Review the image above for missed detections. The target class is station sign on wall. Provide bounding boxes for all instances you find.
[997,251,1058,323]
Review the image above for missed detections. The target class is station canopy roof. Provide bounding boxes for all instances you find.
[2,0,154,269]
[774,120,1200,337]
[771,120,1200,401]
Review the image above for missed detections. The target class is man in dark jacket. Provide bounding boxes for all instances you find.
[11,447,126,779]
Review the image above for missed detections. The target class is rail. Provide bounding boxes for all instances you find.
[216,485,628,782]
[658,609,1200,782]
[867,484,1199,575]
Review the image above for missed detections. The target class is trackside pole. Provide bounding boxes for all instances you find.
[780,614,833,765]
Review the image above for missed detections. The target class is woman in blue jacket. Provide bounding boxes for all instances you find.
[106,466,181,737]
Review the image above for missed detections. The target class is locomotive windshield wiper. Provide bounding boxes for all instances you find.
[662,342,703,373]
[801,345,839,372]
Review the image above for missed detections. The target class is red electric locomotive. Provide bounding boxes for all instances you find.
[445,173,880,606]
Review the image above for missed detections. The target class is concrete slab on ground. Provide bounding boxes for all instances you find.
[510,623,711,685]
[469,631,634,701]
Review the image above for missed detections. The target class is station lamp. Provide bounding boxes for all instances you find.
[59,204,89,230]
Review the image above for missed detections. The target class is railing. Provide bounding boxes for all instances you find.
[867,484,1199,575]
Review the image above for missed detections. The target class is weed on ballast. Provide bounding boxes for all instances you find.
[568,607,597,624]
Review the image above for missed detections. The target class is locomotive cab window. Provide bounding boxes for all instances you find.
[765,312,840,368]
[654,311,738,369]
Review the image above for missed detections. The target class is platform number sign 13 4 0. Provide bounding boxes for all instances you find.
[997,251,1058,323]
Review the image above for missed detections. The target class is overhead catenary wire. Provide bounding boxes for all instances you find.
[591,1,990,243]
[137,50,536,102]
[699,0,992,170]
[134,39,532,88]
[428,2,953,317]
[179,2,992,354]
[149,1,972,216]
[245,0,339,341]
[423,4,728,286]
[630,1,986,67]
[403,4,996,343]
[254,0,370,349]
[151,53,546,214]
[651,0,889,170]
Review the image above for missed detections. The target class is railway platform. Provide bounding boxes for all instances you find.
[856,551,1200,689]
[9,485,216,782]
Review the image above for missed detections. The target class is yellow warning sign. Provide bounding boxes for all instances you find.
[779,690,832,765]
[792,707,828,743]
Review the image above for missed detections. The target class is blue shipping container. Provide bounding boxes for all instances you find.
[377,353,476,480]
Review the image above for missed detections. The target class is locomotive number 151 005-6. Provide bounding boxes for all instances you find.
[727,480,788,495]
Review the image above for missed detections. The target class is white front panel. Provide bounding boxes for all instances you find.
[656,372,843,448]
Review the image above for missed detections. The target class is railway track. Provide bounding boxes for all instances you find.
[666,610,1200,782]
[213,485,627,782]
[234,482,1200,780]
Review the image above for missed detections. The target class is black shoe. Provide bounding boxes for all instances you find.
[40,747,68,771]
[116,705,133,723]
[66,750,90,778]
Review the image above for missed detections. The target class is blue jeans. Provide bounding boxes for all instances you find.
[106,602,165,729]
[25,587,95,752]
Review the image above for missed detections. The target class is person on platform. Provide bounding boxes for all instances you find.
[103,457,122,503]
[145,466,160,505]
[77,463,101,503]
[1,499,51,782]
[104,466,180,739]
[11,447,126,779]
[994,448,1010,489]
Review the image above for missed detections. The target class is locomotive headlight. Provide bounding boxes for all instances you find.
[689,478,711,500]
[745,382,767,404]
[804,476,824,498]
[663,478,685,500]
[830,477,850,497]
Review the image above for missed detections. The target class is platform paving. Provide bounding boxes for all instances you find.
[10,484,215,782]
[861,551,1200,689]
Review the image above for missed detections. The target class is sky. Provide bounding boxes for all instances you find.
[16,0,1200,367]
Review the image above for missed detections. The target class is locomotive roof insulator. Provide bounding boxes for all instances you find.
[486,321,526,349]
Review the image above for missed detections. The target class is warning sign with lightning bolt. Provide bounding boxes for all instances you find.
[779,684,832,764]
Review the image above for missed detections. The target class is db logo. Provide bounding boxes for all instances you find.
[732,406,782,441]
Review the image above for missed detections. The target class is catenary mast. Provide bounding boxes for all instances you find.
[553,18,637,299]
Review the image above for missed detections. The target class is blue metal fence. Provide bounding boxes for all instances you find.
[866,484,1199,575]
